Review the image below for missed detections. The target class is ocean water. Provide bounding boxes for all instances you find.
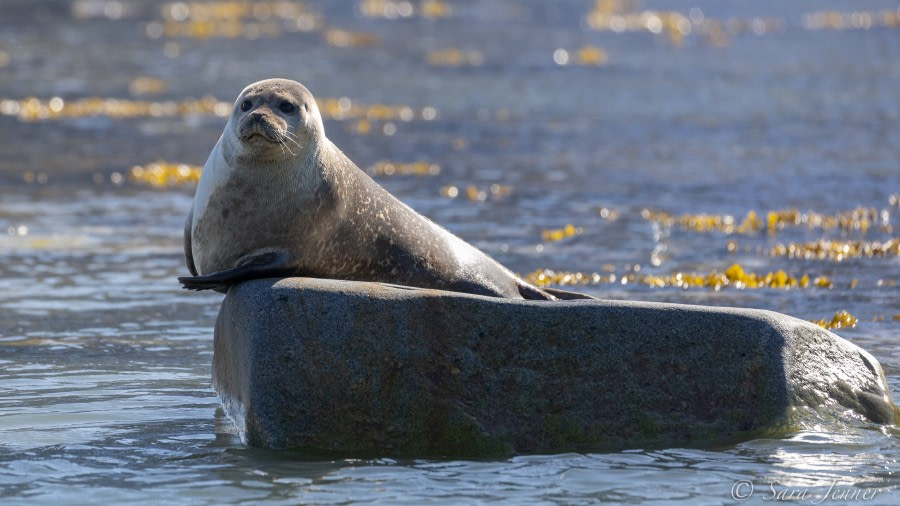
[1,0,898,504]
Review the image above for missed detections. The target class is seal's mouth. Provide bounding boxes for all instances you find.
[238,115,283,144]
[242,131,276,143]
[240,127,279,144]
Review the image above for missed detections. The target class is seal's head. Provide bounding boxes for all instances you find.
[227,78,324,160]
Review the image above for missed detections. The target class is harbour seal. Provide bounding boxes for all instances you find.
[179,78,592,300]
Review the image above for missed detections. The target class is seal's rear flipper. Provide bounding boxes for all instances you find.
[515,279,555,300]
[516,278,597,301]
[178,251,297,293]
[541,287,597,300]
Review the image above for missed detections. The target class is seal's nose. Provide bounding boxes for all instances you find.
[239,108,280,142]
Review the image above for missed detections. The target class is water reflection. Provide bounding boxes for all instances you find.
[741,431,899,492]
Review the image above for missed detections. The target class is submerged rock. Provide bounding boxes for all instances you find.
[212,277,897,456]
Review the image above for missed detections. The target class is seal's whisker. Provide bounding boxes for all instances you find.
[279,131,303,151]
[282,132,301,155]
[279,137,297,156]
[283,135,303,151]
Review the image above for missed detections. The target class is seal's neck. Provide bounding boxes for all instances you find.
[223,139,293,168]
[215,132,324,192]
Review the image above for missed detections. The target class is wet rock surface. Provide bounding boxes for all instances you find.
[213,277,897,456]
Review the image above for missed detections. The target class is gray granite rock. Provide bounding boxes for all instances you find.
[212,277,898,456]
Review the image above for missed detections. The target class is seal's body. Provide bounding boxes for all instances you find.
[180,79,591,300]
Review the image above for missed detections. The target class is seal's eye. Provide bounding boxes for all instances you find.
[240,99,252,112]
[279,102,296,114]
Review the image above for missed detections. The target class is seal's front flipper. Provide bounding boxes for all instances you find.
[178,251,297,293]
[183,206,198,277]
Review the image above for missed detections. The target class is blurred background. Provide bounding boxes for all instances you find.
[1,0,899,503]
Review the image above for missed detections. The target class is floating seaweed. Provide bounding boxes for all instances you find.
[584,1,900,49]
[358,0,451,19]
[128,77,168,96]
[767,239,900,261]
[0,96,230,121]
[368,161,440,176]
[130,161,202,188]
[541,224,583,242]
[317,97,428,122]
[0,96,437,124]
[811,310,858,330]
[552,46,609,66]
[146,1,322,39]
[525,263,838,291]
[125,158,442,187]
[802,10,900,31]
[642,209,760,234]
[440,184,512,202]
[642,208,892,235]
[595,207,620,220]
[323,28,379,47]
[427,49,484,67]
[584,1,784,46]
